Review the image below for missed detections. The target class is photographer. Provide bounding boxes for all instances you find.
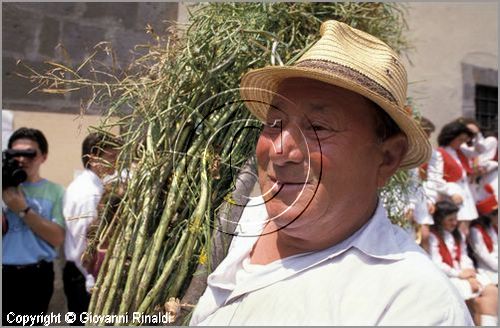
[2,128,65,324]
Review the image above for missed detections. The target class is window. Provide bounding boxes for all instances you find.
[475,85,498,135]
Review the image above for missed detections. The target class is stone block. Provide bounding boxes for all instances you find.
[2,4,39,54]
[23,3,78,18]
[2,56,64,103]
[111,28,154,66]
[39,16,60,57]
[83,3,138,29]
[60,22,108,63]
[136,3,178,32]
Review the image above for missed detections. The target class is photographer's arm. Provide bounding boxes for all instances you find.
[21,209,65,247]
[2,187,65,247]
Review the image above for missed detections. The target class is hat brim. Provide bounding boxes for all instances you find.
[240,65,432,170]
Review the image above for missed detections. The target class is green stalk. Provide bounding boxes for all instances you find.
[170,149,211,298]
[132,135,204,307]
[90,221,124,318]
[117,133,171,314]
[87,214,122,316]
[133,229,189,319]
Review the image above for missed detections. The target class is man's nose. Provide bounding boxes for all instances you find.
[269,126,306,165]
[16,156,28,165]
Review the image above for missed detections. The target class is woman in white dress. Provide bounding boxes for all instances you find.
[427,121,478,236]
[429,200,498,326]
[469,196,498,286]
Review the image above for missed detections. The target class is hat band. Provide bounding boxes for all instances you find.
[295,59,397,105]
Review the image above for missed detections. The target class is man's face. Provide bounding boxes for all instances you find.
[10,138,47,180]
[91,148,118,178]
[255,78,384,235]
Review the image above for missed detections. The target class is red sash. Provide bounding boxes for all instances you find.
[437,148,463,182]
[431,230,461,267]
[471,223,496,253]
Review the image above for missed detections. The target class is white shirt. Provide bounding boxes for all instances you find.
[426,147,478,220]
[63,169,103,292]
[190,197,473,326]
[469,225,498,275]
[407,167,434,225]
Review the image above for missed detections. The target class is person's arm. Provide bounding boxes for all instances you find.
[425,150,463,201]
[458,237,475,270]
[2,187,64,247]
[460,132,487,157]
[469,227,498,270]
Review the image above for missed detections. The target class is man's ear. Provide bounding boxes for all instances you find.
[87,154,99,169]
[377,133,408,187]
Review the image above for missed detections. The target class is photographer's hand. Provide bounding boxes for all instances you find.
[2,187,28,212]
[2,186,64,247]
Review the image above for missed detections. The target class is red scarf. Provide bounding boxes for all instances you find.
[471,222,497,253]
[431,230,461,267]
[437,148,463,182]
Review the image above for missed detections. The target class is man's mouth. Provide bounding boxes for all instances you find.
[268,175,311,191]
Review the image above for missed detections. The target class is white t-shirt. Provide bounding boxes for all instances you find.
[190,197,473,325]
[63,169,103,292]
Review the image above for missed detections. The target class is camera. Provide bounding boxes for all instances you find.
[2,149,36,190]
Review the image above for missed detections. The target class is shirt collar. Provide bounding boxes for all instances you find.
[348,200,405,261]
[208,198,404,302]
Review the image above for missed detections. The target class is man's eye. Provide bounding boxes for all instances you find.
[312,125,327,131]
[265,119,282,129]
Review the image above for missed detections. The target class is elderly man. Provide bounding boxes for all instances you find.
[190,20,473,325]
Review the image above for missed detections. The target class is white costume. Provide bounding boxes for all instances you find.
[63,169,104,292]
[469,224,498,285]
[190,197,473,325]
[429,231,490,300]
[426,147,478,221]
[461,134,498,201]
[407,167,435,225]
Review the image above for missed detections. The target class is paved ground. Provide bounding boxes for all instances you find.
[47,251,68,325]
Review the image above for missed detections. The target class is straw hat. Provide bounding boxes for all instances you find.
[240,20,432,169]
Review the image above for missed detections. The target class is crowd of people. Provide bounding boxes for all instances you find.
[406,116,498,325]
[2,128,121,325]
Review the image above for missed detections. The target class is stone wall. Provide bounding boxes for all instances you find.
[3,2,179,114]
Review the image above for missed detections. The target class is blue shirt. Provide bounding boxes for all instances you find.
[3,179,65,265]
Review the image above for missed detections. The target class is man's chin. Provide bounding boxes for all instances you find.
[264,200,311,226]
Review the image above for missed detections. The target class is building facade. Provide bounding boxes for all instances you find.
[403,2,498,140]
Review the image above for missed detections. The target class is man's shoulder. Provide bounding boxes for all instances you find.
[66,172,102,195]
[386,227,466,300]
[41,179,64,195]
[25,179,64,198]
